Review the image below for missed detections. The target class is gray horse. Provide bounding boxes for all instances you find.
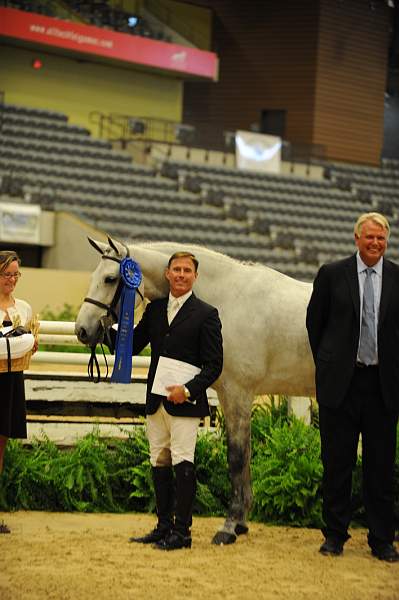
[75,237,315,544]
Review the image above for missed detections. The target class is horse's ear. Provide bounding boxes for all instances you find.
[88,237,107,255]
[107,236,126,256]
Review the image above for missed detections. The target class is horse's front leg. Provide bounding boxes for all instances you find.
[212,383,253,545]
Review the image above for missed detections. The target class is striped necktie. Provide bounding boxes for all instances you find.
[358,267,377,365]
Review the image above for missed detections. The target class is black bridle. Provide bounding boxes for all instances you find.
[84,254,126,324]
[82,245,144,382]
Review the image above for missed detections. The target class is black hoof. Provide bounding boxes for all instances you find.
[212,531,237,545]
[234,523,249,536]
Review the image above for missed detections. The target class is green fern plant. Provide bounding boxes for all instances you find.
[195,430,229,515]
[251,418,323,527]
[1,421,397,529]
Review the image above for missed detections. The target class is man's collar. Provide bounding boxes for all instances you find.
[356,251,383,276]
[168,290,193,305]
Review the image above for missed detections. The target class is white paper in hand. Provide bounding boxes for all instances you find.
[151,356,200,397]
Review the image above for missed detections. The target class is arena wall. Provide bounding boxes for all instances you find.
[41,211,107,273]
[313,0,389,165]
[17,211,108,315]
[0,45,183,136]
[12,212,100,314]
[18,266,90,316]
[183,0,389,165]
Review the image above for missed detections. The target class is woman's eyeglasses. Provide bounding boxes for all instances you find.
[0,272,22,280]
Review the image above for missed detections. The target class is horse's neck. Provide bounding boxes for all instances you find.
[130,245,170,300]
[129,243,229,302]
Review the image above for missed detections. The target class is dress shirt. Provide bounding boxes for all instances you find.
[167,291,193,324]
[356,252,382,364]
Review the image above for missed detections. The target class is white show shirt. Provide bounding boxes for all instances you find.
[167,291,192,325]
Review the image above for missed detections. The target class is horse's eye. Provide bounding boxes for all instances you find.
[104,276,118,284]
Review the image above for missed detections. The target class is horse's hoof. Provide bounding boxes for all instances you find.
[234,523,249,536]
[211,531,237,545]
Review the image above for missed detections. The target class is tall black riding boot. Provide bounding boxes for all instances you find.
[129,466,174,543]
[155,461,196,550]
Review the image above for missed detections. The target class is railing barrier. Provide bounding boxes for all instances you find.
[30,320,150,369]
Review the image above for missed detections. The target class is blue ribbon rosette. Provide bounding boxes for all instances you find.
[110,257,142,384]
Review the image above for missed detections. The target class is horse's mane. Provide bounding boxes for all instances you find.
[127,238,275,273]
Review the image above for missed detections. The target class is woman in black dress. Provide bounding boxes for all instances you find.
[0,251,36,533]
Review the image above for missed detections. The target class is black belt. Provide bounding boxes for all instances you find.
[355,361,378,369]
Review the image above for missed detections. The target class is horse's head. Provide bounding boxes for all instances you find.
[75,236,144,347]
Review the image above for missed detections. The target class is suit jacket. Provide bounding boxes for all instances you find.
[306,254,399,412]
[132,293,223,417]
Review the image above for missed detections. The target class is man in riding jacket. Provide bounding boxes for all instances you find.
[129,251,223,551]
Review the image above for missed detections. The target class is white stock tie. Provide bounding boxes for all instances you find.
[167,298,180,325]
[358,267,377,365]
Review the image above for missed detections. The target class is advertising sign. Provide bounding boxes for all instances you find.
[0,7,218,80]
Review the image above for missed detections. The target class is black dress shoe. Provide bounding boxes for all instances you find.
[319,537,344,556]
[371,544,399,562]
[129,526,170,544]
[0,521,10,534]
[154,530,192,551]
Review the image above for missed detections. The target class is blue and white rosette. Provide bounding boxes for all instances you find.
[110,257,142,384]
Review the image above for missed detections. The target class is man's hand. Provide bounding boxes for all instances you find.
[166,385,187,404]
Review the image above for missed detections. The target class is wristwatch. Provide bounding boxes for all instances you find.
[183,386,192,401]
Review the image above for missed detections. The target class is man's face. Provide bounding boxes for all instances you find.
[355,220,388,266]
[165,257,198,297]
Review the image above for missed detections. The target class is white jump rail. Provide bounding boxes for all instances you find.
[30,320,150,368]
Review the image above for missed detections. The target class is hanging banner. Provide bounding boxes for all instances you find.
[235,131,282,174]
[0,202,41,244]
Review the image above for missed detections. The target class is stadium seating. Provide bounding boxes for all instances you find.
[1,101,399,281]
[159,159,399,266]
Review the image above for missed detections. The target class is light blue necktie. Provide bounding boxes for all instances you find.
[358,267,377,365]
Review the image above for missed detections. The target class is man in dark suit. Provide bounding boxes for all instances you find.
[306,212,399,562]
[129,251,223,550]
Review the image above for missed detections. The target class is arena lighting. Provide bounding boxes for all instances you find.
[127,15,139,28]
[31,58,43,70]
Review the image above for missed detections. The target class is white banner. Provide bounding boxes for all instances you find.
[235,130,281,173]
[0,202,41,244]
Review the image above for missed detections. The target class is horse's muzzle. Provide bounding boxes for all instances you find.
[75,322,104,347]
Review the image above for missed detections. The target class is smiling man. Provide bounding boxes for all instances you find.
[128,251,223,550]
[306,212,399,562]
